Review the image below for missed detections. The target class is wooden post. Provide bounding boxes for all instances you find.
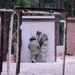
[16,11,22,75]
[3,13,7,61]
[0,12,4,74]
[62,20,67,75]
[7,13,14,75]
[0,13,2,74]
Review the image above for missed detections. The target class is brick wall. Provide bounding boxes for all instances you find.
[67,18,75,55]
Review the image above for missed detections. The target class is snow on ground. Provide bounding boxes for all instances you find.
[1,55,75,75]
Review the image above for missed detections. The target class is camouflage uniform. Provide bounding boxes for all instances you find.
[12,32,17,62]
[28,37,40,63]
[41,39,48,62]
[36,31,48,62]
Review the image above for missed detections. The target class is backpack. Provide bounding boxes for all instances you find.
[39,34,48,46]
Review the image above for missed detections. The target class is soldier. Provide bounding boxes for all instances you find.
[36,31,48,62]
[28,36,40,63]
[12,31,17,62]
[36,31,42,47]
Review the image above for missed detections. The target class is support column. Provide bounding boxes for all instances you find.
[0,12,4,74]
[3,13,7,61]
[16,11,22,75]
[0,12,1,74]
[62,20,67,75]
[7,12,14,75]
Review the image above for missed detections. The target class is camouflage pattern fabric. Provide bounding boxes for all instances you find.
[37,33,48,62]
[28,40,40,62]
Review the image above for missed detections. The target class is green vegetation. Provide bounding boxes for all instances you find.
[0,0,75,16]
[0,0,75,48]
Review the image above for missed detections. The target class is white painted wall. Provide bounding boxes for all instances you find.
[20,16,55,62]
[57,46,64,55]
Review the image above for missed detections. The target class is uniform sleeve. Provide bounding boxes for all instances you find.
[28,44,30,49]
[37,43,40,49]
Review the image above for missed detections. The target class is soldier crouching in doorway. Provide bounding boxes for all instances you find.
[28,36,40,63]
[36,31,48,62]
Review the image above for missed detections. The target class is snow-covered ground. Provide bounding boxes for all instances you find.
[1,55,75,75]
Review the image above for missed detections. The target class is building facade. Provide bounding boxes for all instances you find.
[67,17,75,55]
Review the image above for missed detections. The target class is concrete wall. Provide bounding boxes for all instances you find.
[20,16,56,62]
[56,46,64,55]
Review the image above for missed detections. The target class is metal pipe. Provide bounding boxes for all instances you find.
[62,20,67,75]
[22,10,61,15]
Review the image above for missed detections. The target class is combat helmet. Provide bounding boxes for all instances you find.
[36,31,42,35]
[30,36,36,41]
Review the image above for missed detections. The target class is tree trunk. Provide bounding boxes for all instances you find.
[0,0,4,8]
[39,0,45,8]
[29,0,32,7]
[39,0,45,16]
